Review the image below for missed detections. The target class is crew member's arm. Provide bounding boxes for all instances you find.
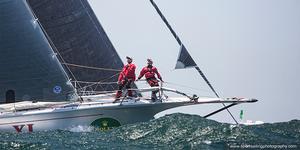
[154,67,163,82]
[118,66,125,83]
[137,68,146,80]
[118,74,123,84]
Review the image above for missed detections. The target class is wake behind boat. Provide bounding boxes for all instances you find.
[0,0,258,132]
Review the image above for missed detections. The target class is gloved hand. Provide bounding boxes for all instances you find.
[117,81,122,85]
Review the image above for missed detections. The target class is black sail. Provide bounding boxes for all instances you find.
[27,0,125,92]
[0,0,76,103]
[175,44,197,69]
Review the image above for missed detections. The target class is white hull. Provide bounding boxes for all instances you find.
[0,98,194,132]
[0,86,258,133]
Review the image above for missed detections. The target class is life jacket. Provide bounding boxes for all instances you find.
[144,66,156,79]
[138,65,162,80]
[118,63,136,81]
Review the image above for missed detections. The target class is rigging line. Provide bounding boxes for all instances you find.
[72,81,118,84]
[194,66,219,98]
[79,90,116,95]
[75,72,119,91]
[92,72,119,91]
[149,0,182,45]
[62,62,122,72]
[195,66,238,124]
[164,81,211,93]
[149,0,238,124]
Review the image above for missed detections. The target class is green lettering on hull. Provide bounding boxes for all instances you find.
[91,118,121,131]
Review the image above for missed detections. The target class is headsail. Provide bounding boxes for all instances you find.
[27,0,137,92]
[175,44,220,98]
[175,44,197,69]
[150,0,219,97]
[0,0,76,103]
[150,0,238,124]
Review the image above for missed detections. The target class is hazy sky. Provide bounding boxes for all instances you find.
[89,0,300,123]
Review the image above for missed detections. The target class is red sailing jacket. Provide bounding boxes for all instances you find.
[118,63,136,82]
[138,65,162,81]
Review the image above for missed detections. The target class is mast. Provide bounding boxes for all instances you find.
[149,0,238,124]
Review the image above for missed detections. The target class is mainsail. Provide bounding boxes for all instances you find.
[27,0,127,92]
[0,0,76,103]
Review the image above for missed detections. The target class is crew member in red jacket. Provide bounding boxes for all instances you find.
[115,56,136,100]
[137,59,163,101]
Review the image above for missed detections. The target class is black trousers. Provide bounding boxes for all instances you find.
[116,79,133,98]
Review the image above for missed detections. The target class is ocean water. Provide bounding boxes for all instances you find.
[0,113,299,150]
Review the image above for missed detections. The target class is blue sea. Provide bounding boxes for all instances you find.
[0,113,299,150]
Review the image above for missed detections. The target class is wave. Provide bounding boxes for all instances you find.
[111,113,300,149]
[0,113,299,149]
